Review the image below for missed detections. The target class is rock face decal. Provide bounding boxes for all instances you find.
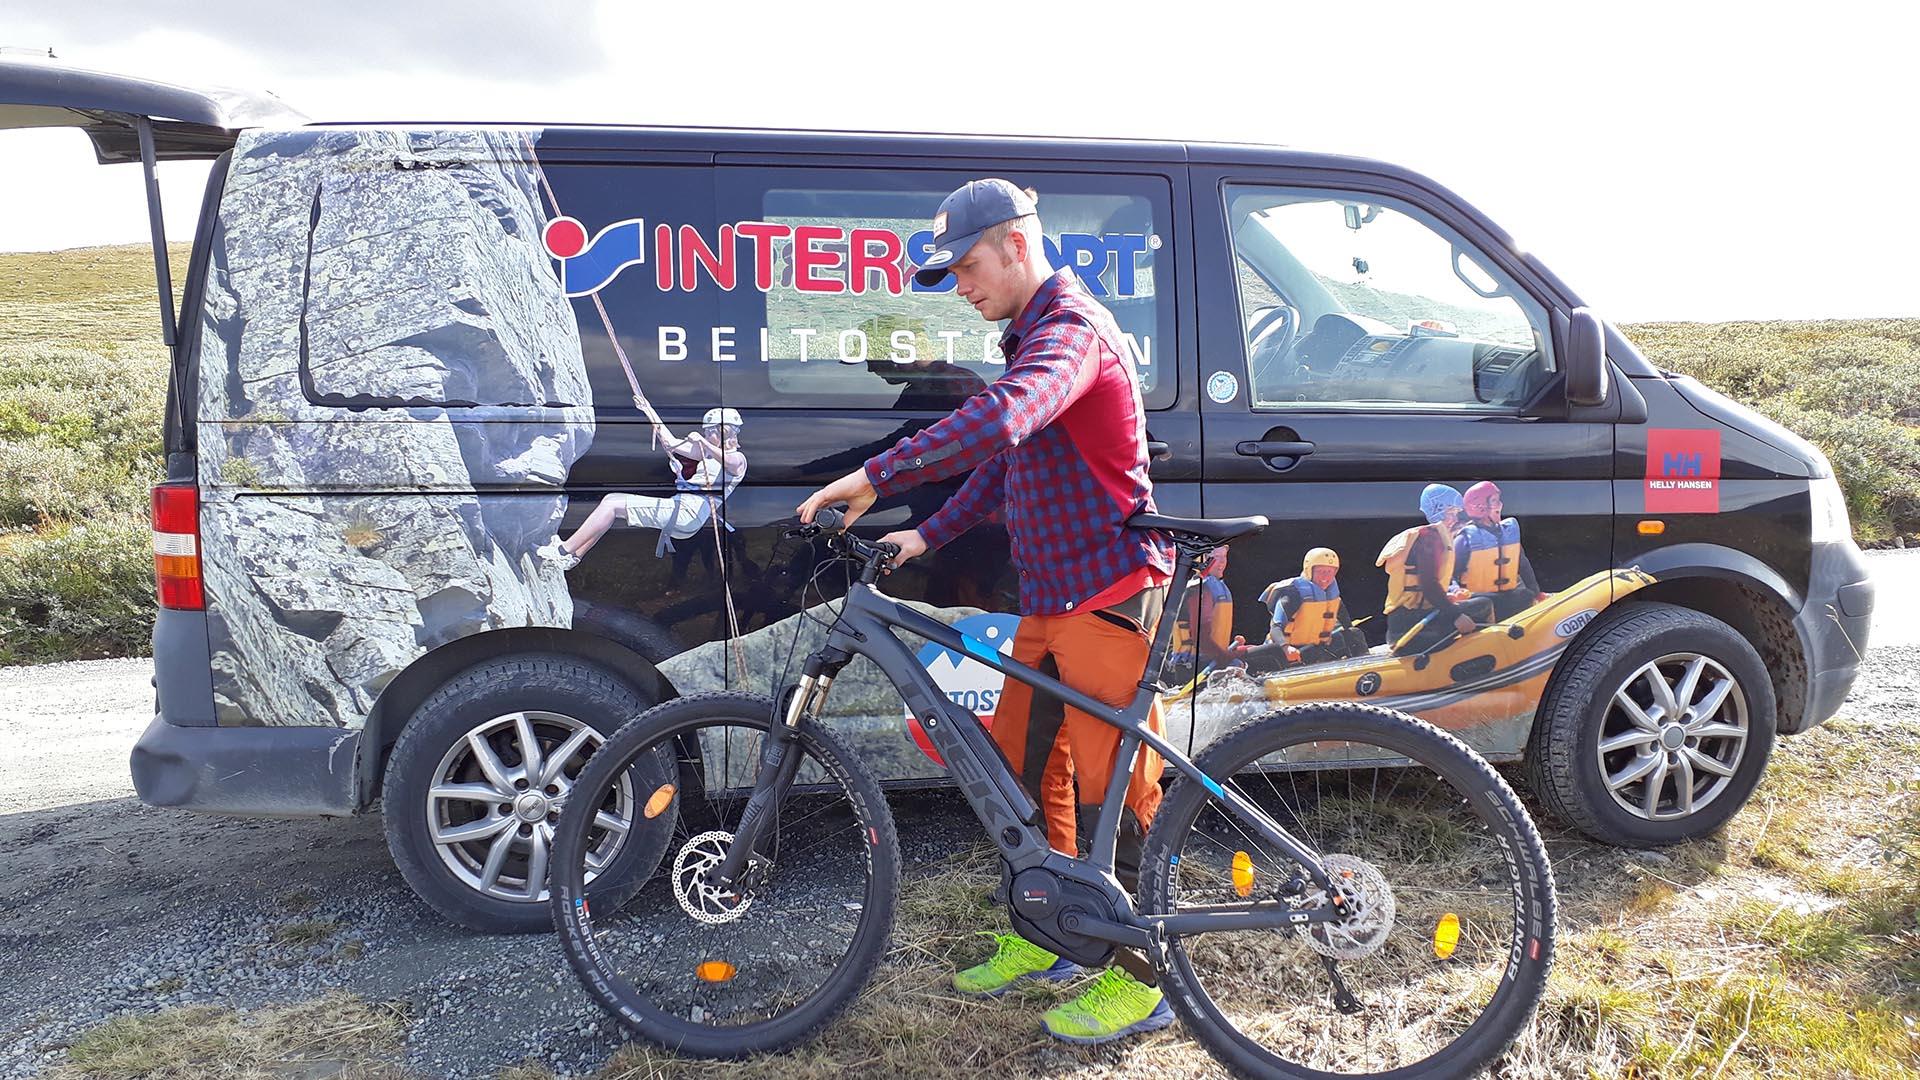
[195,130,593,729]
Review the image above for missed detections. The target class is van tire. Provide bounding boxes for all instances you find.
[1526,602,1774,847]
[381,653,663,933]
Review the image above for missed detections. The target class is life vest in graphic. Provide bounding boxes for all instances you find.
[1457,518,1523,594]
[1378,524,1455,614]
[1171,577,1233,657]
[1260,576,1342,646]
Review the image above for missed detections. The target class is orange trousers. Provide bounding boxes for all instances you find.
[988,591,1166,863]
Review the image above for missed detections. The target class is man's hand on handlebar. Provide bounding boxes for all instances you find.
[797,469,876,528]
[877,530,928,568]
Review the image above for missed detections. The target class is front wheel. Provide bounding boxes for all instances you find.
[549,692,901,1059]
[1139,702,1556,1079]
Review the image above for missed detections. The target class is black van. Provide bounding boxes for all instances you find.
[4,60,1875,931]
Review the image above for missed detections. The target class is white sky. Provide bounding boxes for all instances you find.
[1,0,1913,322]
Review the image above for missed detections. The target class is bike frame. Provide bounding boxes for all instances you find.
[715,540,1344,943]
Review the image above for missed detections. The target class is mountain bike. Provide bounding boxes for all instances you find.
[548,510,1557,1078]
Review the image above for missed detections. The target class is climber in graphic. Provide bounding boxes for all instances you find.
[1238,547,1365,672]
[1452,480,1548,621]
[537,407,747,568]
[1377,483,1489,654]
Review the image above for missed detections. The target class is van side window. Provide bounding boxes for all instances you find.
[714,168,1176,410]
[1225,186,1552,410]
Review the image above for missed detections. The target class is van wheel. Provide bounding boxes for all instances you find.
[382,654,670,932]
[1526,602,1774,846]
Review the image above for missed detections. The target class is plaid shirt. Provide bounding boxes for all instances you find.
[864,269,1173,615]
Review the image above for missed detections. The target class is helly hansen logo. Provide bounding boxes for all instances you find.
[1664,452,1703,476]
[1645,429,1721,514]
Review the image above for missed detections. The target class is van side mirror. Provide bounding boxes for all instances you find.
[1564,307,1609,407]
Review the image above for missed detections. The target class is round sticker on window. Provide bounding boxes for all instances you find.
[1207,371,1239,404]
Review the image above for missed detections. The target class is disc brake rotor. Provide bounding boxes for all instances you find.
[1299,853,1396,960]
[672,830,756,925]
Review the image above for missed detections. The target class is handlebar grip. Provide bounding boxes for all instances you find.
[809,506,845,533]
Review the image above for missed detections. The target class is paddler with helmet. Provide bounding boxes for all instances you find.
[1452,480,1548,620]
[1376,484,1483,653]
[1232,548,1365,671]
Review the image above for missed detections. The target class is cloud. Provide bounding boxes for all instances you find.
[10,1,603,81]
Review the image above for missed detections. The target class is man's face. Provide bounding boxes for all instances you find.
[1310,565,1337,590]
[1477,492,1503,524]
[1206,548,1230,577]
[950,226,1024,322]
[1441,505,1466,531]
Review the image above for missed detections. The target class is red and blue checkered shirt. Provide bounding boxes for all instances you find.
[864,269,1173,615]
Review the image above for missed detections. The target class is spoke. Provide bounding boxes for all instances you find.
[432,813,513,845]
[525,825,551,899]
[1683,746,1737,777]
[430,781,506,804]
[1689,679,1735,723]
[594,810,631,835]
[1674,753,1696,815]
[512,713,544,785]
[466,731,516,792]
[539,727,596,787]
[1673,656,1708,713]
[1642,757,1671,817]
[1643,664,1679,718]
[1613,689,1661,731]
[1598,729,1659,755]
[478,827,516,890]
[1606,752,1661,793]
[1689,722,1747,742]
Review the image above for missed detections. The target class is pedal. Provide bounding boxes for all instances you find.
[1113,946,1158,987]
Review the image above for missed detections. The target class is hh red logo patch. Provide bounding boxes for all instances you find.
[1645,429,1721,513]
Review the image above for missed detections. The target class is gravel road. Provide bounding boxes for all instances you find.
[1,553,1914,1078]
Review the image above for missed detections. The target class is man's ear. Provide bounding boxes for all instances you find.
[1007,227,1028,263]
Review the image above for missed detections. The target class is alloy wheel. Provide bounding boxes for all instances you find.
[1595,652,1749,821]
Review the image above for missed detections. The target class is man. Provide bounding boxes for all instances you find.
[797,178,1176,1046]
[1452,480,1549,620]
[1376,484,1482,653]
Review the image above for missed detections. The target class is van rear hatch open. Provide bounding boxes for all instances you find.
[0,58,306,345]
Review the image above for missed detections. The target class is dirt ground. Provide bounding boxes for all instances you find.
[1,552,1914,1079]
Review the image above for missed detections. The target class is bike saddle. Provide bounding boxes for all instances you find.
[1127,512,1269,544]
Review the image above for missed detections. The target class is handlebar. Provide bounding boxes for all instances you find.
[787,506,901,582]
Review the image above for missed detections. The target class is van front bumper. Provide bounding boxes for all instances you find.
[130,713,361,816]
[1788,540,1875,733]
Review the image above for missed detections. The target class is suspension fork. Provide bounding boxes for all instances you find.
[703,654,843,890]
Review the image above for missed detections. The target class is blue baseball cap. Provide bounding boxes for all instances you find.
[914,178,1038,287]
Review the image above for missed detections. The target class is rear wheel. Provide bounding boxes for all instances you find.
[1139,702,1556,1078]
[550,692,900,1059]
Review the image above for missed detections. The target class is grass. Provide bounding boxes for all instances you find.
[53,991,407,1080]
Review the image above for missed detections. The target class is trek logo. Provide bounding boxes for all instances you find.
[543,215,1155,299]
[1645,428,1721,514]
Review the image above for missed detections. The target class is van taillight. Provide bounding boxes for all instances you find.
[150,482,204,611]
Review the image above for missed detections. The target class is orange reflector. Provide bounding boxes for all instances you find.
[644,783,676,819]
[1638,519,1666,535]
[1231,851,1254,898]
[1434,913,1461,959]
[696,960,737,983]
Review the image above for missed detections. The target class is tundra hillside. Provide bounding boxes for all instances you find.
[1,244,1915,664]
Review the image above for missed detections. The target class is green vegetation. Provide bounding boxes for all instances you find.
[55,992,407,1079]
[0,244,186,664]
[1626,319,1920,544]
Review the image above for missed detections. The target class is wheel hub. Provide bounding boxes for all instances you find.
[672,830,757,925]
[1658,725,1686,750]
[513,792,551,822]
[1299,853,1396,960]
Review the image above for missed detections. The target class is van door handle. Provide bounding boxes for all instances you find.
[1146,440,1170,460]
[1236,439,1315,458]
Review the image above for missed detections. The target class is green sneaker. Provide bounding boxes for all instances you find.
[1041,966,1175,1045]
[952,933,1082,997]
